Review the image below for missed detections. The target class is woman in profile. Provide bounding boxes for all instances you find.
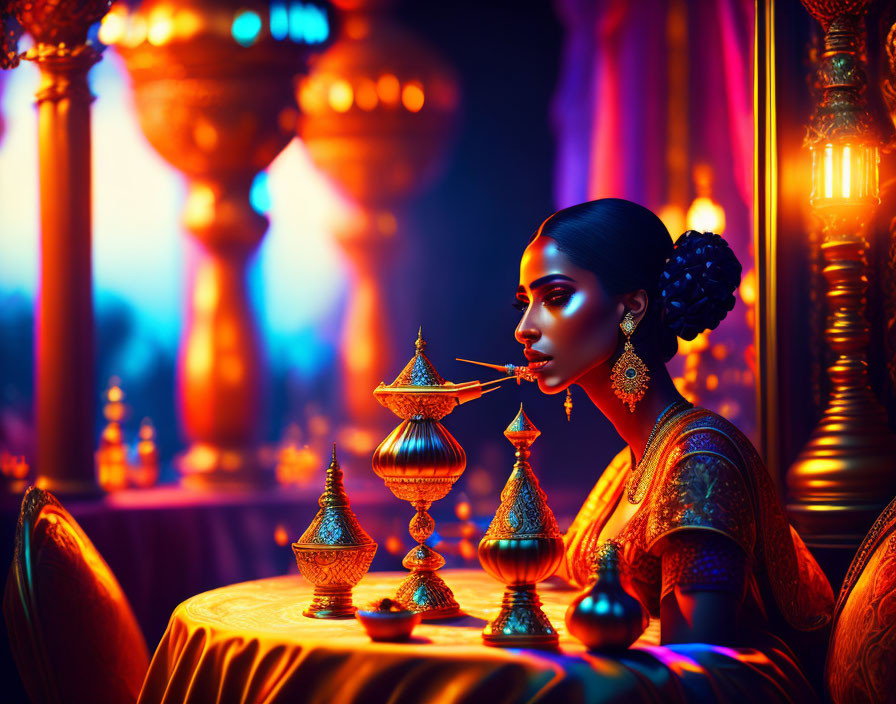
[513,198,833,699]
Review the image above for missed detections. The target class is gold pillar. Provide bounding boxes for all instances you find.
[786,0,896,549]
[297,0,459,447]
[8,1,112,495]
[335,211,396,428]
[177,180,267,483]
[880,19,896,401]
[111,0,324,487]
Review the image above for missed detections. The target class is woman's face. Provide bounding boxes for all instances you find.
[515,236,623,393]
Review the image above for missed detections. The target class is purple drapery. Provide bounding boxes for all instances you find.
[551,0,757,439]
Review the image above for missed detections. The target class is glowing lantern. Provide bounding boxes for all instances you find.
[787,0,896,549]
[809,142,878,208]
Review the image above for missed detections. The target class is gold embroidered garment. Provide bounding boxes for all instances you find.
[559,407,834,635]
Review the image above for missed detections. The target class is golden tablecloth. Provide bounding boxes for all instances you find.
[138,570,816,704]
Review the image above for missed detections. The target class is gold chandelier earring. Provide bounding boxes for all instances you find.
[611,311,649,412]
[564,387,573,422]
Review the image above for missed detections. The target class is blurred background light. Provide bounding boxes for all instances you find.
[289,2,329,45]
[232,9,263,47]
[0,50,350,383]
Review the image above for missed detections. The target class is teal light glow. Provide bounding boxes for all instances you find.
[232,9,262,47]
[289,3,329,45]
[270,3,289,40]
[250,172,271,214]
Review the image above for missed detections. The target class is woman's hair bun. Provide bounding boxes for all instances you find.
[658,231,742,341]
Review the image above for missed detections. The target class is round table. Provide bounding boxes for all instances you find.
[137,570,815,704]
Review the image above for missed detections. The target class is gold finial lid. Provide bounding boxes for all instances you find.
[390,327,446,388]
[374,328,515,420]
[485,405,560,539]
[296,445,375,547]
[504,404,541,447]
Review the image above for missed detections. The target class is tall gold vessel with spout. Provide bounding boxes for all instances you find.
[478,405,563,647]
[372,329,508,619]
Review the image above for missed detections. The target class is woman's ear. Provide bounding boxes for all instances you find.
[621,290,649,326]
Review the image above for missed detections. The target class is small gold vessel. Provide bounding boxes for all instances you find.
[372,328,511,619]
[478,405,563,647]
[565,540,647,651]
[292,446,377,618]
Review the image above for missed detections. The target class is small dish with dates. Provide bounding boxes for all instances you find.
[355,598,422,642]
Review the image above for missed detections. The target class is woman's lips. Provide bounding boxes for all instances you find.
[527,358,552,371]
[523,349,552,373]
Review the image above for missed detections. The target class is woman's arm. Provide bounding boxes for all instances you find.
[660,589,741,645]
[658,531,747,646]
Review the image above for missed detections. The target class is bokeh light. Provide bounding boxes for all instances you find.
[401,81,424,113]
[232,9,263,47]
[328,79,353,112]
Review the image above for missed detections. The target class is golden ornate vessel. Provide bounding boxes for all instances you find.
[478,405,564,648]
[292,446,377,618]
[372,329,509,619]
[565,540,647,651]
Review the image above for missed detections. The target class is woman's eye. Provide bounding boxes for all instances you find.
[544,290,573,307]
[512,299,529,312]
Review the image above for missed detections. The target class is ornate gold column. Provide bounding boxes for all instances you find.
[297,0,459,449]
[3,1,111,495]
[881,23,896,401]
[787,0,896,549]
[111,0,326,487]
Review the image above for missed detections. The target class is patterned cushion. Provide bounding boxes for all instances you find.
[3,487,149,704]
[826,495,896,704]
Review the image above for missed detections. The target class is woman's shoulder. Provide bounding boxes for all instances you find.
[643,407,759,554]
[664,406,760,471]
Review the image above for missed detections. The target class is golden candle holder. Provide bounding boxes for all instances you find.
[372,329,511,619]
[293,445,377,618]
[478,405,563,648]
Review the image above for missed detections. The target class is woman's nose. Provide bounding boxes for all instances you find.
[515,315,540,345]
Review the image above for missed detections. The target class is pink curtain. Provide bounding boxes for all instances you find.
[551,0,757,439]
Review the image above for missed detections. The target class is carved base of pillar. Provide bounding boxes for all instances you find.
[786,502,888,549]
[787,397,896,548]
[177,443,274,490]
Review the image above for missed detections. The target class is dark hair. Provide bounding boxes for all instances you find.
[533,198,742,362]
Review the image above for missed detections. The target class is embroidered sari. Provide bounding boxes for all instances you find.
[559,406,834,698]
